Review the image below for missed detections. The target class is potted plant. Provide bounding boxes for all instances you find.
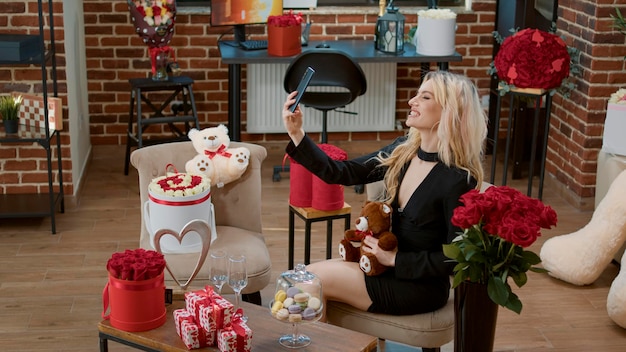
[0,95,23,134]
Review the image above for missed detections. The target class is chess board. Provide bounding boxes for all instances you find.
[11,92,63,131]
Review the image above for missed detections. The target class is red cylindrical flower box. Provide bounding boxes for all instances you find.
[289,156,313,207]
[268,25,302,57]
[104,272,166,332]
[312,144,348,211]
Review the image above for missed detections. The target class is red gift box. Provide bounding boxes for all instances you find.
[209,296,234,330]
[173,308,195,337]
[184,290,212,321]
[180,319,211,349]
[198,305,217,345]
[217,315,253,352]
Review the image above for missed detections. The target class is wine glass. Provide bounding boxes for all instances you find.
[228,254,248,322]
[209,250,228,294]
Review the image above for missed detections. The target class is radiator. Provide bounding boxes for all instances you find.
[246,62,397,134]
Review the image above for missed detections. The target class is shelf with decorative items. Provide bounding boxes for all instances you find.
[0,0,65,234]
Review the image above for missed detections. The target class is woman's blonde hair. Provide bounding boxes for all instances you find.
[377,71,487,201]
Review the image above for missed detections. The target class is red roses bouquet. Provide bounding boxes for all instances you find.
[494,28,570,90]
[267,10,304,27]
[443,186,558,313]
[127,0,176,80]
[106,248,166,281]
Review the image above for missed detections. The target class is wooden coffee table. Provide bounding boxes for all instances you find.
[98,300,378,351]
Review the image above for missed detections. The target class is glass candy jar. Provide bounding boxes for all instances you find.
[269,263,323,348]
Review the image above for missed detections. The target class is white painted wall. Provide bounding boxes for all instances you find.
[63,0,91,196]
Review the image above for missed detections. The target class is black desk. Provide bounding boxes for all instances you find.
[218,40,462,141]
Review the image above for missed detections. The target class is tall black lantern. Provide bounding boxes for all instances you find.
[375,0,405,54]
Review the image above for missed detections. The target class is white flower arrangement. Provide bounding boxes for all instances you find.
[149,172,210,197]
[609,88,626,105]
[417,8,457,20]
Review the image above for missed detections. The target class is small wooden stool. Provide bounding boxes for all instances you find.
[288,202,351,269]
[124,76,199,175]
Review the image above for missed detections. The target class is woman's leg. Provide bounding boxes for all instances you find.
[307,258,372,321]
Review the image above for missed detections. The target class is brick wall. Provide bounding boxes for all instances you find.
[2,0,625,209]
[548,0,626,206]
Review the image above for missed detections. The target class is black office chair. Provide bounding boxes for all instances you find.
[284,49,367,143]
[272,49,367,182]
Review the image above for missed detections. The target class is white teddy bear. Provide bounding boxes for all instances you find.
[185,125,250,188]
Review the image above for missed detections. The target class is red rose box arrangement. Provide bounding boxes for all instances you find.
[267,10,304,57]
[102,249,167,332]
[288,144,348,210]
[145,167,213,254]
[174,286,252,351]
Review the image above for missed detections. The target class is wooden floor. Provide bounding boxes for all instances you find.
[1,141,625,351]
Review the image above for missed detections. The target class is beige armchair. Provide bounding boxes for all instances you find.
[130,141,271,304]
[326,182,493,351]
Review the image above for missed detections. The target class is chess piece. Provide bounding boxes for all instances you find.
[540,170,626,285]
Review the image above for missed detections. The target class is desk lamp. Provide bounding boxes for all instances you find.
[374,0,405,54]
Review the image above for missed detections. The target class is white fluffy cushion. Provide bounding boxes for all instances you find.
[540,170,626,286]
[608,250,626,328]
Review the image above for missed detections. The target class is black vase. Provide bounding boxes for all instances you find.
[454,281,499,352]
[3,119,18,134]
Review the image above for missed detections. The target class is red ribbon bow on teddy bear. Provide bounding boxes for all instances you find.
[204,144,232,159]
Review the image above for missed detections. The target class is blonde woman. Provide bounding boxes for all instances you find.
[282,70,488,316]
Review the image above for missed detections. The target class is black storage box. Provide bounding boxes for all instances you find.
[0,34,41,62]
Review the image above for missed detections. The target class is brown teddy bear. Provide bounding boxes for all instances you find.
[339,201,398,276]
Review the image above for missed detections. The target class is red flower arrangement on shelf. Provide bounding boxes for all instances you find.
[490,28,579,96]
[106,248,166,281]
[127,0,176,81]
[443,186,558,314]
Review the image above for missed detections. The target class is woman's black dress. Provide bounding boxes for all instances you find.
[286,136,476,315]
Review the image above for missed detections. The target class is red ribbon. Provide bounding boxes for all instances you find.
[204,144,232,159]
[149,191,211,206]
[211,300,226,329]
[148,46,175,75]
[185,287,218,323]
[193,321,209,347]
[165,163,178,174]
[203,285,215,297]
[224,309,248,352]
[355,229,373,241]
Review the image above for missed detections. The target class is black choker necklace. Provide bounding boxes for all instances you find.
[417,147,439,162]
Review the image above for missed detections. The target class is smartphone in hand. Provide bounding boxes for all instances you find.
[289,67,315,113]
